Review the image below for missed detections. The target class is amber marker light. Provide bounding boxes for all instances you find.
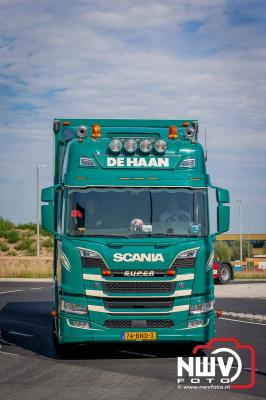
[166,268,176,276]
[182,121,190,127]
[168,126,178,139]
[92,124,101,138]
[102,267,112,276]
[63,121,71,126]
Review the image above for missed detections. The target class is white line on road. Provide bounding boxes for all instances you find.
[0,289,24,295]
[9,331,34,337]
[30,287,44,291]
[0,351,19,356]
[220,317,266,326]
[118,350,157,358]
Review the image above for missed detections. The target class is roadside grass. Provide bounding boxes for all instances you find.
[0,259,52,278]
[234,271,266,279]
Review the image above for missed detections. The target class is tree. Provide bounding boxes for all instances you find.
[214,241,231,261]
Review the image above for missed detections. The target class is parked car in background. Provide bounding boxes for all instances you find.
[213,256,234,284]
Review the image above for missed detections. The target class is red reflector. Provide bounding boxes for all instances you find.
[216,309,222,318]
[51,310,57,317]
[102,268,112,276]
[166,268,176,276]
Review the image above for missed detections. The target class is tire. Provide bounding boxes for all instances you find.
[218,263,232,285]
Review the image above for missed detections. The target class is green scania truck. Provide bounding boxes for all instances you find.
[41,118,230,352]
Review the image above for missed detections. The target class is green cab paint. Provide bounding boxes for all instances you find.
[42,119,230,347]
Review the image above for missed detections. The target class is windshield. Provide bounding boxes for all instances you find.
[66,188,208,237]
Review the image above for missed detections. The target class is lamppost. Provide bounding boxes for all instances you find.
[37,164,46,257]
[236,199,243,268]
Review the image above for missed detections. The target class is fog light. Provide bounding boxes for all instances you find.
[68,319,90,329]
[187,319,207,329]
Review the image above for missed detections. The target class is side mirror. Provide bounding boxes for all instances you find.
[217,205,230,233]
[216,187,230,234]
[41,185,61,234]
[216,187,229,204]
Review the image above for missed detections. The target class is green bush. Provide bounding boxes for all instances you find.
[16,222,36,231]
[15,238,34,252]
[0,242,9,252]
[214,241,231,261]
[5,230,20,243]
[0,217,15,232]
[42,237,53,248]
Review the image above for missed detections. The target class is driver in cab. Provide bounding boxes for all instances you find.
[160,199,190,234]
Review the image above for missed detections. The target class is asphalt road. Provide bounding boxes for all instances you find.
[0,282,265,400]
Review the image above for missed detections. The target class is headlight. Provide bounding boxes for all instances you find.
[78,247,101,259]
[109,139,122,153]
[189,300,214,315]
[154,139,167,154]
[77,125,88,138]
[176,248,199,259]
[184,127,196,140]
[139,139,152,154]
[124,139,137,153]
[61,300,87,315]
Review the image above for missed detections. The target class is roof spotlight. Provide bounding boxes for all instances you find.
[109,139,123,153]
[77,125,88,138]
[124,139,137,154]
[140,139,152,154]
[155,140,167,154]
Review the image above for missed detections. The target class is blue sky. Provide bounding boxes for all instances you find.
[0,0,265,232]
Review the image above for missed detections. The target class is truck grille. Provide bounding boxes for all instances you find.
[81,257,106,268]
[172,257,195,268]
[104,319,174,328]
[104,299,174,309]
[102,281,175,294]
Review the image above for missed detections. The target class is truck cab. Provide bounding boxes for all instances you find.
[41,119,230,351]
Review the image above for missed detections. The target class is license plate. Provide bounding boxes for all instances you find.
[122,332,157,341]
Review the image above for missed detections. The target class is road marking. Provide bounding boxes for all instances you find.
[0,289,24,295]
[118,349,157,358]
[30,287,44,291]
[9,331,34,337]
[222,310,266,321]
[220,317,266,326]
[0,351,18,356]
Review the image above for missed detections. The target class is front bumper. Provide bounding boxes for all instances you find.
[57,312,215,344]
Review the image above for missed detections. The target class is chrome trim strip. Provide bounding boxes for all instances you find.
[88,304,189,314]
[83,273,194,282]
[85,289,192,298]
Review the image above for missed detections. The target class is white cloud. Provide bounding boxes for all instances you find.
[0,0,265,231]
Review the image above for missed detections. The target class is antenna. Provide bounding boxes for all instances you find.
[204,128,208,161]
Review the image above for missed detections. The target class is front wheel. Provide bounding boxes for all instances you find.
[218,263,232,284]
